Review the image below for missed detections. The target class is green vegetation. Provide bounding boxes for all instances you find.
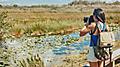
[0,2,119,37]
[0,12,11,40]
[19,54,44,67]
[0,48,11,67]
[68,0,120,5]
[11,20,83,35]
[0,1,119,67]
[0,4,2,8]
[112,1,120,5]
[13,4,18,8]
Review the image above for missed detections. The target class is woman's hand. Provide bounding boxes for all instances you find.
[80,23,95,36]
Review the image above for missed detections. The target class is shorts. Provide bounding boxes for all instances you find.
[87,47,100,62]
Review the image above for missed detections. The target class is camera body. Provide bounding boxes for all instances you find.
[84,15,94,25]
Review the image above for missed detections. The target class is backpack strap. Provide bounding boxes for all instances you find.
[90,23,98,35]
[90,22,101,46]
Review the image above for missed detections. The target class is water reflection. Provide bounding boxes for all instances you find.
[1,32,90,66]
[52,32,90,55]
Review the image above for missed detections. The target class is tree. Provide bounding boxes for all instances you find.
[0,4,2,8]
[13,4,18,7]
[112,1,120,5]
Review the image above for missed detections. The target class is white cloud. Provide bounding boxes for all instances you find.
[0,0,8,2]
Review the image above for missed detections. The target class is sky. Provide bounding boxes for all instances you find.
[0,0,119,6]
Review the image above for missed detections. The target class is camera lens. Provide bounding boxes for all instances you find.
[84,17,89,23]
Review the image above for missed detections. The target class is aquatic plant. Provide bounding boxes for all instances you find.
[19,54,44,67]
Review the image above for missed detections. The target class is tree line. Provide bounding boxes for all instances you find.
[0,1,119,8]
[68,0,120,6]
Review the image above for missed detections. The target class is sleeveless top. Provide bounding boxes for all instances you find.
[90,22,107,46]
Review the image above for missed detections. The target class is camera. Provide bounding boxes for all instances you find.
[84,15,94,25]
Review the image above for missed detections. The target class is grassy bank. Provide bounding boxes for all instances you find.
[0,4,120,37]
[11,20,84,36]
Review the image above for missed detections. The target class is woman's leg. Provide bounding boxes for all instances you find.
[89,62,98,67]
[89,61,103,67]
[98,61,103,67]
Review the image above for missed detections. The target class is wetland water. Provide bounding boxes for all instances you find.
[0,32,90,67]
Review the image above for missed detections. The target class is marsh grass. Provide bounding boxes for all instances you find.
[19,54,44,67]
[0,5,119,36]
[10,19,84,36]
[10,13,120,36]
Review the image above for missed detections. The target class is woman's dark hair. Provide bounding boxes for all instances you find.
[93,8,105,23]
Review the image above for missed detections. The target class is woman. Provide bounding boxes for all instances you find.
[80,8,109,67]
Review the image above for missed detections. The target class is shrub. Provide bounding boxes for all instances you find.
[19,54,44,67]
[0,12,8,40]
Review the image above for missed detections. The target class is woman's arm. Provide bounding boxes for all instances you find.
[80,23,95,36]
[80,26,89,36]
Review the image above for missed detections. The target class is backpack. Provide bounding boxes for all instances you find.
[90,22,112,60]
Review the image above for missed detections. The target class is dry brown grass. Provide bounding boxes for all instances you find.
[0,4,119,36]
